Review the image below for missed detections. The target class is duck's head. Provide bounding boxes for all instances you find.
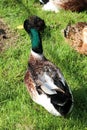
[64,23,71,38]
[24,16,46,54]
[24,15,46,33]
[64,23,76,39]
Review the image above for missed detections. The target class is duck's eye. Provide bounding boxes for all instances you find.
[64,29,69,37]
[64,29,67,37]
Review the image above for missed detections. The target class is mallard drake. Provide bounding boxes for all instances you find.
[64,22,87,55]
[24,15,73,116]
[39,0,87,13]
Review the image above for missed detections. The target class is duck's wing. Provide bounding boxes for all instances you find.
[25,59,73,116]
[34,62,72,106]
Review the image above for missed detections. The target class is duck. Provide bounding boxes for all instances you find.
[24,15,74,116]
[39,0,87,13]
[39,0,49,4]
[64,22,87,55]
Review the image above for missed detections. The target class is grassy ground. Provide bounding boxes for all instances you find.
[0,0,87,130]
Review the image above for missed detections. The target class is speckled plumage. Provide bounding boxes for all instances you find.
[64,22,87,55]
[39,0,87,13]
[24,16,73,116]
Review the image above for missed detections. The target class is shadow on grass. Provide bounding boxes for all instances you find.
[47,45,87,121]
[72,86,87,117]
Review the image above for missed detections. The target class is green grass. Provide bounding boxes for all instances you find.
[0,0,87,130]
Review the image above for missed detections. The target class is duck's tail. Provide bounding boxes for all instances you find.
[50,91,74,116]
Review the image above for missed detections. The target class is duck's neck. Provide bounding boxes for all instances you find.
[29,28,43,54]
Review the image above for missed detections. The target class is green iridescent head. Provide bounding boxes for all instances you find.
[24,15,46,54]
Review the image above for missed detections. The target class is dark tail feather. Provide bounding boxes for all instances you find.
[52,98,73,116]
[60,0,87,12]
[59,99,73,116]
[50,90,73,116]
[50,89,72,105]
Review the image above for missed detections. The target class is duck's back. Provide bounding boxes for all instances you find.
[64,22,87,54]
[24,52,73,116]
